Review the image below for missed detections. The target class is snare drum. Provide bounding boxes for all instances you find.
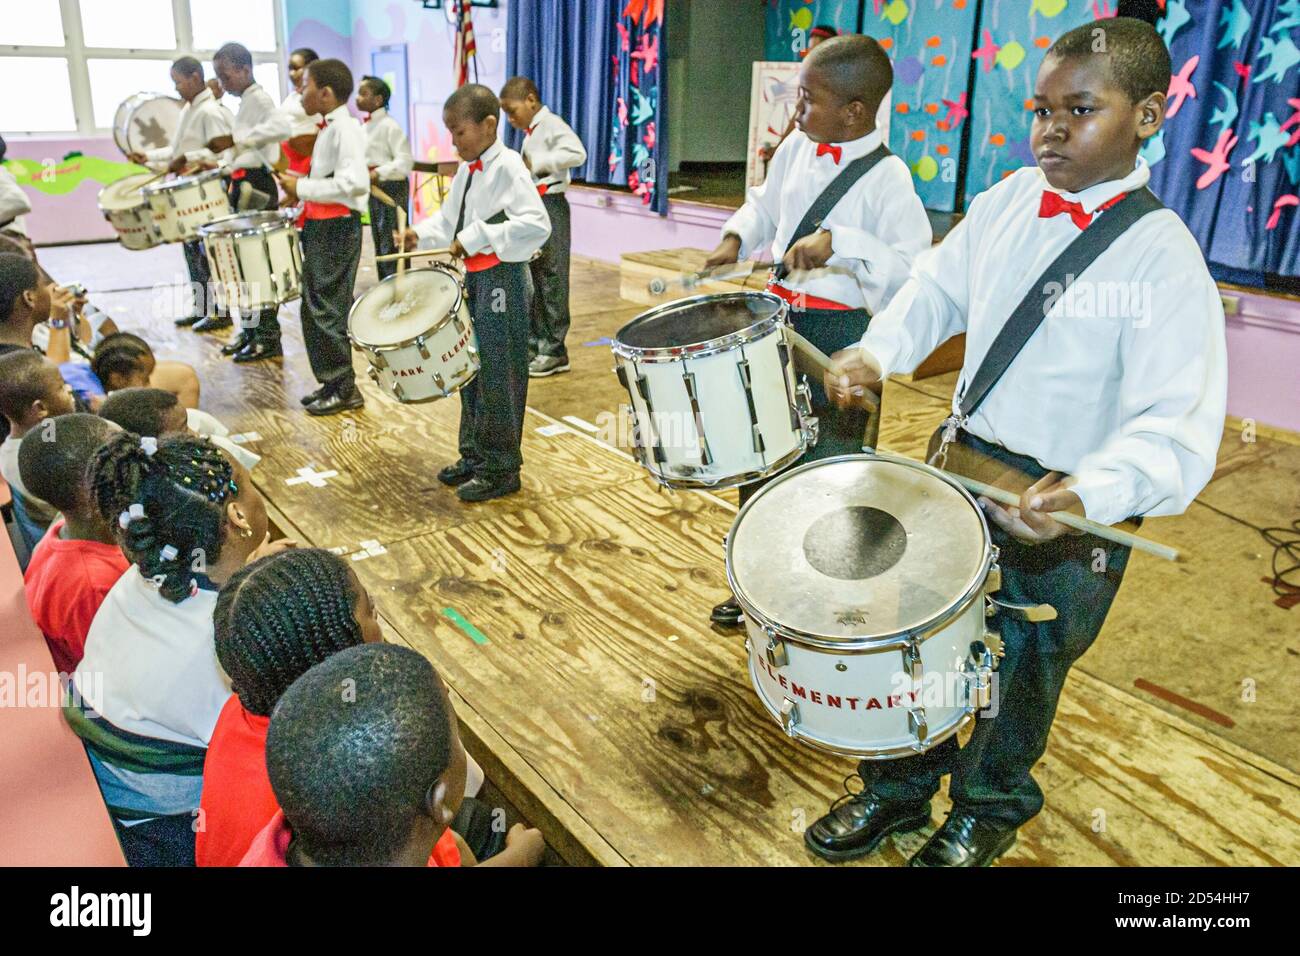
[611,291,816,489]
[97,174,162,250]
[348,265,478,403]
[142,168,231,243]
[113,93,183,157]
[727,454,1003,759]
[198,212,302,312]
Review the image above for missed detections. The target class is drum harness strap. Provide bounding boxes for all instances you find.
[770,144,892,285]
[930,187,1166,471]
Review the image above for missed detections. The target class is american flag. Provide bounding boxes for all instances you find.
[454,1,477,87]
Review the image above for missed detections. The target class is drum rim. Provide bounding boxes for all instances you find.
[346,264,467,352]
[97,173,157,211]
[642,441,808,491]
[725,452,995,652]
[745,653,973,758]
[197,211,296,239]
[611,290,786,362]
[141,166,225,195]
[114,92,182,154]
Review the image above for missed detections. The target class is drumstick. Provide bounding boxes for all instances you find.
[375,247,452,263]
[396,205,408,279]
[785,327,880,412]
[647,262,759,295]
[950,473,1179,562]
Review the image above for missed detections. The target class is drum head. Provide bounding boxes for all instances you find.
[349,267,462,346]
[99,173,156,210]
[115,93,182,156]
[615,291,783,353]
[729,455,989,644]
[199,212,288,235]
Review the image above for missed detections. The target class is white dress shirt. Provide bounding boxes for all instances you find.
[74,567,231,748]
[414,139,550,262]
[520,105,587,194]
[364,107,414,182]
[279,89,322,138]
[724,128,932,314]
[295,105,369,213]
[0,165,31,235]
[228,82,290,171]
[858,159,1228,526]
[143,87,233,168]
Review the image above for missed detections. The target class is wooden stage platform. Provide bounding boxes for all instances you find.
[37,242,1300,867]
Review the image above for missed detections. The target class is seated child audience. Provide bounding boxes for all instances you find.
[68,430,293,866]
[98,386,260,471]
[20,413,128,674]
[197,547,383,866]
[85,332,202,410]
[0,350,77,552]
[0,252,76,374]
[242,643,545,867]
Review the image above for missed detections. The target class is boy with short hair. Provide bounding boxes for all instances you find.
[242,642,545,866]
[129,57,234,332]
[704,34,931,627]
[815,18,1227,867]
[0,350,76,537]
[275,59,369,416]
[499,76,587,378]
[209,41,292,363]
[98,387,190,438]
[398,84,550,502]
[20,413,127,673]
[357,76,413,281]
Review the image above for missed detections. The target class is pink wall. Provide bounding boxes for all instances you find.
[1220,289,1300,434]
[3,138,126,244]
[570,188,735,263]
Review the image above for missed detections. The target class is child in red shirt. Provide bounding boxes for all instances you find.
[19,414,127,673]
[240,643,545,867]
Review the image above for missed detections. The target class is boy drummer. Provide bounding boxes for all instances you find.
[129,57,234,332]
[397,84,550,503]
[704,35,931,628]
[816,18,1226,867]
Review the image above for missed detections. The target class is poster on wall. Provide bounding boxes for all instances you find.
[745,62,891,190]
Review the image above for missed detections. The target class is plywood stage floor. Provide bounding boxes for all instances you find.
[37,238,1300,867]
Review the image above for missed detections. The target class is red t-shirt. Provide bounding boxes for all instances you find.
[23,519,129,674]
[239,811,463,867]
[196,696,279,867]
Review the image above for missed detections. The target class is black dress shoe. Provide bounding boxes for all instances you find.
[908,810,1016,867]
[710,598,744,628]
[232,339,283,363]
[306,385,364,416]
[175,313,203,327]
[804,778,931,862]
[457,473,521,502]
[192,314,233,334]
[437,459,477,487]
[221,331,253,356]
[300,385,329,407]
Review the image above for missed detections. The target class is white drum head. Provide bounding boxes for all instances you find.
[114,93,182,156]
[198,211,290,236]
[98,173,156,210]
[614,291,783,357]
[350,267,462,346]
[729,455,989,643]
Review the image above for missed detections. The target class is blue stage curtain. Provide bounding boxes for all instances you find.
[506,0,668,214]
[1149,0,1300,282]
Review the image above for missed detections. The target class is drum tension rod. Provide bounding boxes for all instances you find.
[681,370,713,466]
[735,358,765,455]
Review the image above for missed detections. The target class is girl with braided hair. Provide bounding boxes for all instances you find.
[196,548,382,866]
[68,430,295,866]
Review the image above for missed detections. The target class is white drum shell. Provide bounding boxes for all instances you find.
[145,173,231,243]
[97,175,161,250]
[745,595,987,759]
[202,220,302,311]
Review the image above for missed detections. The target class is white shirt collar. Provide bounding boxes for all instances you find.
[529,106,552,131]
[368,106,387,122]
[244,82,262,97]
[1051,158,1151,215]
[191,87,214,108]
[476,139,504,165]
[323,103,351,124]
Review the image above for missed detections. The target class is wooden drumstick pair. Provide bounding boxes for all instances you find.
[790,332,1180,562]
[367,186,414,278]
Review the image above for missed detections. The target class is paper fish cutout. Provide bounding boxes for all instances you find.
[1254,35,1300,86]
[1158,0,1191,48]
[1242,113,1290,165]
[1210,82,1239,135]
[1166,56,1199,118]
[1190,129,1237,188]
[1217,0,1251,51]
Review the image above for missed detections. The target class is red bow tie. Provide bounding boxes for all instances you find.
[1038,190,1128,230]
[525,125,536,136]
[467,159,484,173]
[363,115,371,124]
[816,142,842,165]
[316,119,328,130]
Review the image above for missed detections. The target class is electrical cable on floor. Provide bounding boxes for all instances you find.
[1194,498,1300,598]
